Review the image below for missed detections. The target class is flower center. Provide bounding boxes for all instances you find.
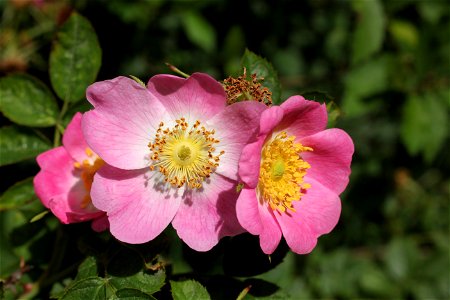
[148,117,224,189]
[73,148,105,208]
[257,131,313,213]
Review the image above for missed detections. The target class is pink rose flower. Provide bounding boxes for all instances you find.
[237,96,354,254]
[34,113,108,232]
[82,73,266,251]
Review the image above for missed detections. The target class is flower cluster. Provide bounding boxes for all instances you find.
[34,72,354,254]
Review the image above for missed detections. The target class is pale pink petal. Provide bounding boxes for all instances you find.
[147,73,227,121]
[91,215,109,232]
[277,96,328,138]
[91,165,182,244]
[83,76,169,170]
[258,203,283,254]
[172,173,244,251]
[207,101,267,180]
[236,187,263,235]
[300,128,354,195]
[62,112,90,162]
[275,178,341,254]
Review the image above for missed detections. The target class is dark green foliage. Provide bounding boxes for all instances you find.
[0,0,448,299]
[49,12,102,103]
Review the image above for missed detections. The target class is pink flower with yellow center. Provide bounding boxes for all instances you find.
[82,73,266,251]
[237,96,354,254]
[33,113,108,231]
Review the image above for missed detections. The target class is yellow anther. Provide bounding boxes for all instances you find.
[74,148,104,209]
[85,148,94,157]
[147,118,223,189]
[257,131,312,214]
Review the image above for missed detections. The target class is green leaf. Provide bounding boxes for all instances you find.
[0,125,51,166]
[170,280,211,300]
[400,91,448,163]
[241,49,282,104]
[50,12,102,102]
[75,257,99,281]
[109,270,166,295]
[389,20,419,50]
[342,55,390,116]
[0,74,59,127]
[181,11,216,53]
[0,178,37,211]
[59,277,108,300]
[351,0,385,64]
[59,269,165,300]
[115,289,156,299]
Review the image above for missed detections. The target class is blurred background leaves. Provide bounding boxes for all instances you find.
[0,0,449,299]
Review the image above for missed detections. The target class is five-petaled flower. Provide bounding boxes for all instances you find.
[34,113,109,231]
[236,96,354,254]
[82,73,266,251]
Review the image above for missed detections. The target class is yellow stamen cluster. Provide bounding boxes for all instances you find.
[73,148,105,208]
[222,68,272,106]
[257,131,313,213]
[148,117,224,189]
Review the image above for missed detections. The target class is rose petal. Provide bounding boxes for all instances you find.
[258,203,283,255]
[275,178,341,254]
[35,147,77,210]
[236,187,263,235]
[172,173,244,251]
[259,106,284,137]
[207,101,267,180]
[91,214,109,232]
[34,147,101,223]
[91,165,182,244]
[301,128,354,195]
[62,112,90,162]
[238,106,283,188]
[147,73,227,121]
[277,96,328,138]
[83,76,169,170]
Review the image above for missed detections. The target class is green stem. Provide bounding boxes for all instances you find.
[53,101,70,147]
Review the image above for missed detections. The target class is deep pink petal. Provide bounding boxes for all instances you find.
[274,178,341,254]
[259,106,284,137]
[83,76,169,170]
[238,138,264,188]
[172,174,244,251]
[35,147,78,211]
[34,147,101,223]
[277,96,328,138]
[91,165,182,244]
[91,214,109,232]
[147,73,227,121]
[238,106,282,188]
[300,128,354,195]
[236,187,263,235]
[207,101,267,180]
[258,203,283,254]
[62,112,90,162]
